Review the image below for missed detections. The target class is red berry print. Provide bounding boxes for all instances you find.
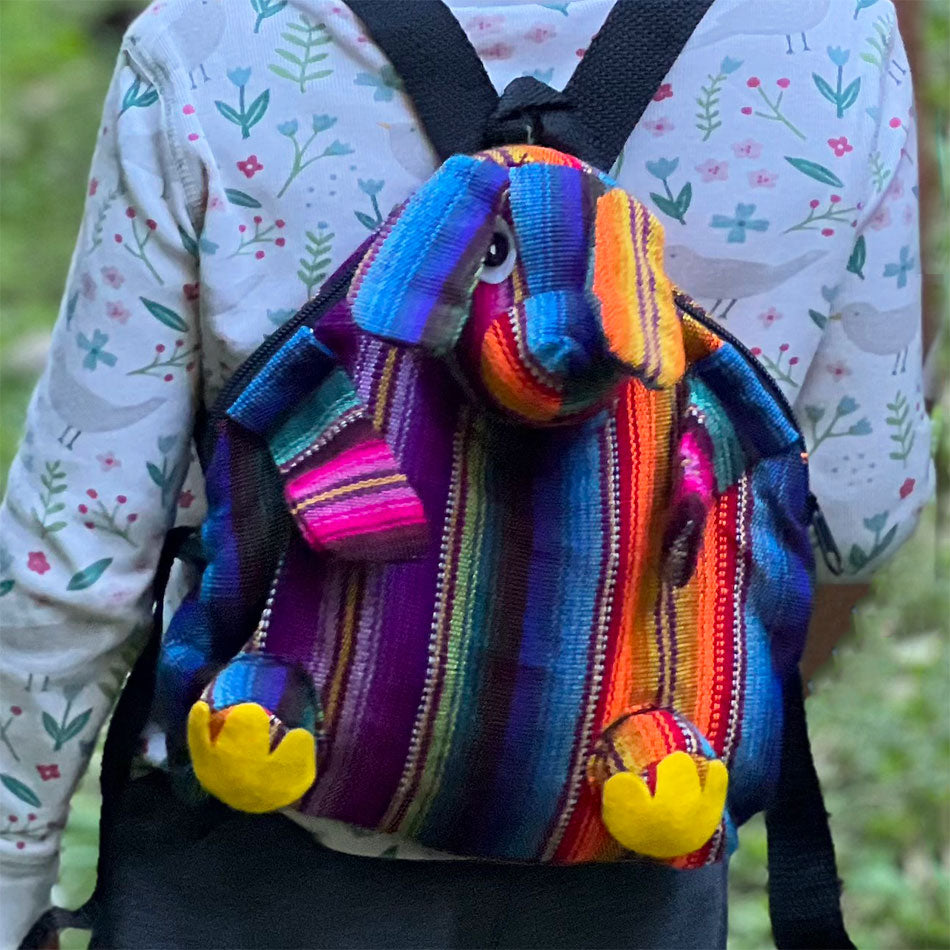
[746,77,760,88]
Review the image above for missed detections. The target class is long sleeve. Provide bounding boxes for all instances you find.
[0,46,201,947]
[793,20,934,581]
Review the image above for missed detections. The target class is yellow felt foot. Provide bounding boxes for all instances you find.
[187,700,317,813]
[601,751,728,859]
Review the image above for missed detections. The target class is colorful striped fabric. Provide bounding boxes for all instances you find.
[160,146,815,868]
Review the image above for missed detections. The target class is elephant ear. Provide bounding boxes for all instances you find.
[590,189,686,389]
[349,155,509,354]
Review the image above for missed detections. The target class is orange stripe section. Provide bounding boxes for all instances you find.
[480,321,562,422]
[592,192,685,388]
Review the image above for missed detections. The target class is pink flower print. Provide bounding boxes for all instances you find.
[477,42,514,60]
[88,178,99,196]
[776,78,790,89]
[746,76,761,88]
[178,490,196,509]
[36,764,60,781]
[96,452,121,472]
[885,177,904,200]
[758,307,782,327]
[825,360,852,381]
[209,194,225,212]
[695,159,728,183]
[10,707,22,716]
[868,205,891,231]
[27,552,50,575]
[466,15,504,36]
[183,282,200,302]
[236,155,263,179]
[524,25,555,43]
[100,266,124,289]
[106,301,131,324]
[748,168,777,188]
[902,204,915,226]
[80,273,96,301]
[643,116,674,137]
[827,136,853,158]
[653,83,673,102]
[899,478,915,499]
[732,139,762,159]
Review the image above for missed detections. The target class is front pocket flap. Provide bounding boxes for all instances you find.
[268,367,429,561]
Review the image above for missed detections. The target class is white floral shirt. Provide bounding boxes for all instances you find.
[0,0,934,943]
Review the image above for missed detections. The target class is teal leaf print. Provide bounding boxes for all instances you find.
[784,156,844,188]
[854,0,879,16]
[119,77,159,116]
[225,188,263,209]
[43,708,92,750]
[67,558,113,591]
[355,178,385,231]
[0,580,14,597]
[646,158,691,225]
[215,70,270,139]
[32,460,68,538]
[694,56,743,142]
[354,211,379,231]
[861,14,896,73]
[178,225,199,258]
[140,297,188,332]
[849,511,896,570]
[354,65,403,102]
[251,0,287,32]
[65,290,79,328]
[869,151,890,193]
[1,774,41,808]
[269,15,332,92]
[277,115,352,198]
[77,330,117,371]
[813,49,861,118]
[809,309,829,329]
[805,396,871,452]
[710,203,768,243]
[846,235,867,279]
[298,226,334,297]
[883,246,914,289]
[886,391,916,464]
[145,438,188,511]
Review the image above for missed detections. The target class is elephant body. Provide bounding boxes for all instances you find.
[160,147,815,867]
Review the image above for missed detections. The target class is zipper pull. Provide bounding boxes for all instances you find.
[809,495,843,576]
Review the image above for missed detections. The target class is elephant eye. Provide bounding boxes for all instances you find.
[480,217,517,285]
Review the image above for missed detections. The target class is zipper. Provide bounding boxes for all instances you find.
[676,293,843,575]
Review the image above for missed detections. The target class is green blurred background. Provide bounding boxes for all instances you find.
[1,1,947,947]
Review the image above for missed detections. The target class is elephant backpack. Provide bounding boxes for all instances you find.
[26,3,853,948]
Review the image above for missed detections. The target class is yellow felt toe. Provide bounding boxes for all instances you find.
[602,751,728,859]
[187,700,317,814]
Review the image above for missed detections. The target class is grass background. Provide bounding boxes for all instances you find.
[1,1,947,946]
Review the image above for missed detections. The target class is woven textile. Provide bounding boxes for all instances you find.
[156,146,814,867]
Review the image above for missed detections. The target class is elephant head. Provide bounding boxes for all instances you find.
[349,145,686,425]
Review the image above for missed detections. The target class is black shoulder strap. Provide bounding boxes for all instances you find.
[344,1,498,160]
[344,0,712,170]
[766,670,855,949]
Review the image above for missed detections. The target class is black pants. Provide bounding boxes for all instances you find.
[90,772,728,949]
